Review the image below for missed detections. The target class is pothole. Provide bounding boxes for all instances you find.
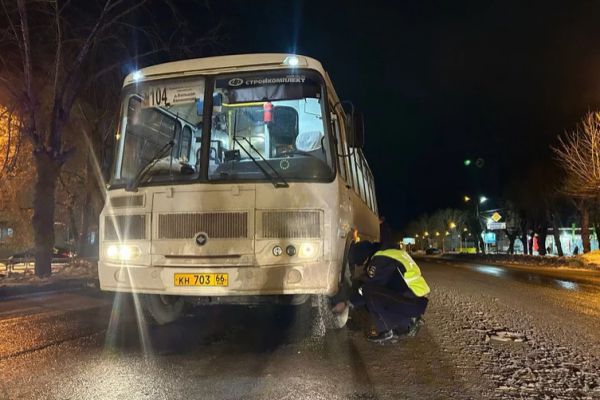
[484,328,528,343]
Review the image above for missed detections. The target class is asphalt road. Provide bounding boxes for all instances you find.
[1,259,600,400]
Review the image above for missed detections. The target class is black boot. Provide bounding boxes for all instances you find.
[407,317,425,337]
[366,329,394,343]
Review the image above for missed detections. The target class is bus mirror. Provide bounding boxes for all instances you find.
[347,111,365,148]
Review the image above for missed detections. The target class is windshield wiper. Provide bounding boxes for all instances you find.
[233,136,289,188]
[126,139,175,192]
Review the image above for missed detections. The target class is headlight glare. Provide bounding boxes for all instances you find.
[106,244,141,261]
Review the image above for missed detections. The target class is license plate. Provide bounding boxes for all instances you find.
[173,273,228,287]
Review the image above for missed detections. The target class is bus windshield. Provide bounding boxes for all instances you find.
[111,76,206,187]
[208,70,334,182]
[110,70,334,187]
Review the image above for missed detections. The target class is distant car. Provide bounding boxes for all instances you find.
[425,248,441,255]
[8,246,75,265]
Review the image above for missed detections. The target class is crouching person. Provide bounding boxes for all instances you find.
[350,241,430,343]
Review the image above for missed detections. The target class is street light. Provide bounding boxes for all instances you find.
[480,196,488,204]
[435,231,440,236]
[463,195,471,202]
[424,231,429,237]
[449,222,457,229]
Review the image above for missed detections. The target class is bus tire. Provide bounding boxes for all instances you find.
[317,295,350,330]
[141,294,185,325]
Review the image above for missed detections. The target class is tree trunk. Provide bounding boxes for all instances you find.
[551,217,564,257]
[67,203,79,248]
[528,235,534,255]
[77,154,94,256]
[32,151,61,277]
[520,233,528,255]
[519,219,528,255]
[505,230,517,254]
[538,226,548,256]
[581,206,591,253]
[594,223,600,250]
[477,231,486,254]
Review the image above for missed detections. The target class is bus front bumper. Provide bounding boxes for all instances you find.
[98,261,341,297]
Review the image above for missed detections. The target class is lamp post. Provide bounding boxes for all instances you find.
[449,221,457,251]
[464,195,488,254]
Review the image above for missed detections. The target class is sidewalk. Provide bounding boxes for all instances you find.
[0,260,99,300]
[414,254,600,285]
[417,252,600,271]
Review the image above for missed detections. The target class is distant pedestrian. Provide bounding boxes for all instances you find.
[546,245,552,255]
[573,245,580,256]
[348,240,430,343]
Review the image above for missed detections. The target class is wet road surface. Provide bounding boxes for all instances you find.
[1,260,599,399]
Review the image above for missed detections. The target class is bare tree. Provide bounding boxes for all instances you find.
[0,0,221,276]
[0,105,21,179]
[552,111,600,253]
[553,112,600,198]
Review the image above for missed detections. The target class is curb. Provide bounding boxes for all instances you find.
[414,254,599,273]
[0,278,98,300]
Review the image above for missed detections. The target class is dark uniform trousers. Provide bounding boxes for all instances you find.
[362,283,428,333]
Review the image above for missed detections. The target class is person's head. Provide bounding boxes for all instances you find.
[348,241,380,266]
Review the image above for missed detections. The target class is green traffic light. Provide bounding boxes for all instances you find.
[464,159,472,166]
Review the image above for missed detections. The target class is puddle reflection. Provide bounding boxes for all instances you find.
[471,265,581,292]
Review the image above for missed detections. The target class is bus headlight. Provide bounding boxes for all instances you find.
[299,243,316,258]
[106,244,141,261]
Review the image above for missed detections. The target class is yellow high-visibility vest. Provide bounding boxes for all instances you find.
[373,249,430,297]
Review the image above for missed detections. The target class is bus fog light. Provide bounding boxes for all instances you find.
[106,244,141,261]
[299,243,315,258]
[286,245,296,256]
[272,245,283,256]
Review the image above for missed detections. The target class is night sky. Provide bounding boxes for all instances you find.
[202,1,600,229]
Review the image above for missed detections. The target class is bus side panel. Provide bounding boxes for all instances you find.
[351,191,379,242]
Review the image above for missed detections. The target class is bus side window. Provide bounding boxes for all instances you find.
[330,105,347,181]
[365,169,373,210]
[372,180,379,214]
[357,152,366,203]
[368,171,375,212]
[351,150,361,198]
[343,115,354,189]
[363,158,372,209]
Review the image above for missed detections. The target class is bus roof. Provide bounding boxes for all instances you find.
[123,54,328,86]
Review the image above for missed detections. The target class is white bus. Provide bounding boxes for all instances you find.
[99,54,379,327]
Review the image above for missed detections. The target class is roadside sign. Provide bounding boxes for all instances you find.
[487,221,506,230]
[403,237,416,245]
[491,212,502,222]
[483,232,496,244]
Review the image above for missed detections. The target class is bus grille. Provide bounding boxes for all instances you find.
[261,211,321,238]
[109,195,144,208]
[104,215,146,240]
[158,212,248,239]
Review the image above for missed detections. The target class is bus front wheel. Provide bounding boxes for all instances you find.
[317,295,350,330]
[141,294,185,325]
